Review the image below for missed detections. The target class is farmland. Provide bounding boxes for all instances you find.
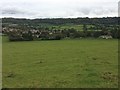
[2,18,120,42]
[0,36,2,89]
[2,36,118,88]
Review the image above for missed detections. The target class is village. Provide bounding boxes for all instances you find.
[2,25,115,41]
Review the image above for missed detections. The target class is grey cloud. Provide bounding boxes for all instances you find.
[76,8,91,15]
[2,8,26,15]
[74,6,117,17]
[1,0,118,18]
[2,8,36,16]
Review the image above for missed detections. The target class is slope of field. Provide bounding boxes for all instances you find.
[0,36,2,89]
[2,37,118,88]
[49,24,83,31]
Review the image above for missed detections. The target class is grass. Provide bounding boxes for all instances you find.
[0,36,2,88]
[48,24,100,31]
[37,24,84,31]
[51,24,83,31]
[2,36,118,88]
[36,24,99,31]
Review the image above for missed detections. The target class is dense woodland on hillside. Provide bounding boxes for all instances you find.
[2,17,119,25]
[1,17,120,41]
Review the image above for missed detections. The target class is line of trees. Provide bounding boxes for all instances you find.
[8,30,33,41]
[2,17,119,25]
[6,26,119,41]
[8,30,63,41]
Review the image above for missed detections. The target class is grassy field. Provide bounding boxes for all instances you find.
[2,36,118,88]
[39,24,91,31]
[50,24,83,31]
[48,24,99,31]
[0,36,2,88]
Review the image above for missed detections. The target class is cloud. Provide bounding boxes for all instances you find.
[0,0,119,18]
[118,1,120,17]
[2,8,25,15]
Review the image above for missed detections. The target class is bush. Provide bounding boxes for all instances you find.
[9,30,33,41]
[22,31,33,41]
[8,31,23,41]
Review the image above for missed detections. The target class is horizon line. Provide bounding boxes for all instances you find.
[1,16,119,20]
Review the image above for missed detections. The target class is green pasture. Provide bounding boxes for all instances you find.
[2,36,118,88]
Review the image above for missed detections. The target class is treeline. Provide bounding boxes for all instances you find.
[2,17,119,25]
[4,26,120,41]
[8,30,63,41]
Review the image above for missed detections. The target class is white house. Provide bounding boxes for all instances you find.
[99,35,113,39]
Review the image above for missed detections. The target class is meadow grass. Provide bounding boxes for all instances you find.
[52,25,83,31]
[0,36,2,89]
[2,36,118,88]
[48,24,99,31]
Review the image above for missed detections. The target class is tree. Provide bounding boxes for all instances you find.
[9,30,23,41]
[83,24,87,31]
[83,24,88,37]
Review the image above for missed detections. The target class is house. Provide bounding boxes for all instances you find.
[99,35,113,39]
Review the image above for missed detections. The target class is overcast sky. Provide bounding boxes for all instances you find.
[0,0,119,19]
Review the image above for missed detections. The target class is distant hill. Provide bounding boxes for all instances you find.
[2,17,119,25]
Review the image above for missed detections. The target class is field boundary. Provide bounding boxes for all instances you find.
[0,14,2,89]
